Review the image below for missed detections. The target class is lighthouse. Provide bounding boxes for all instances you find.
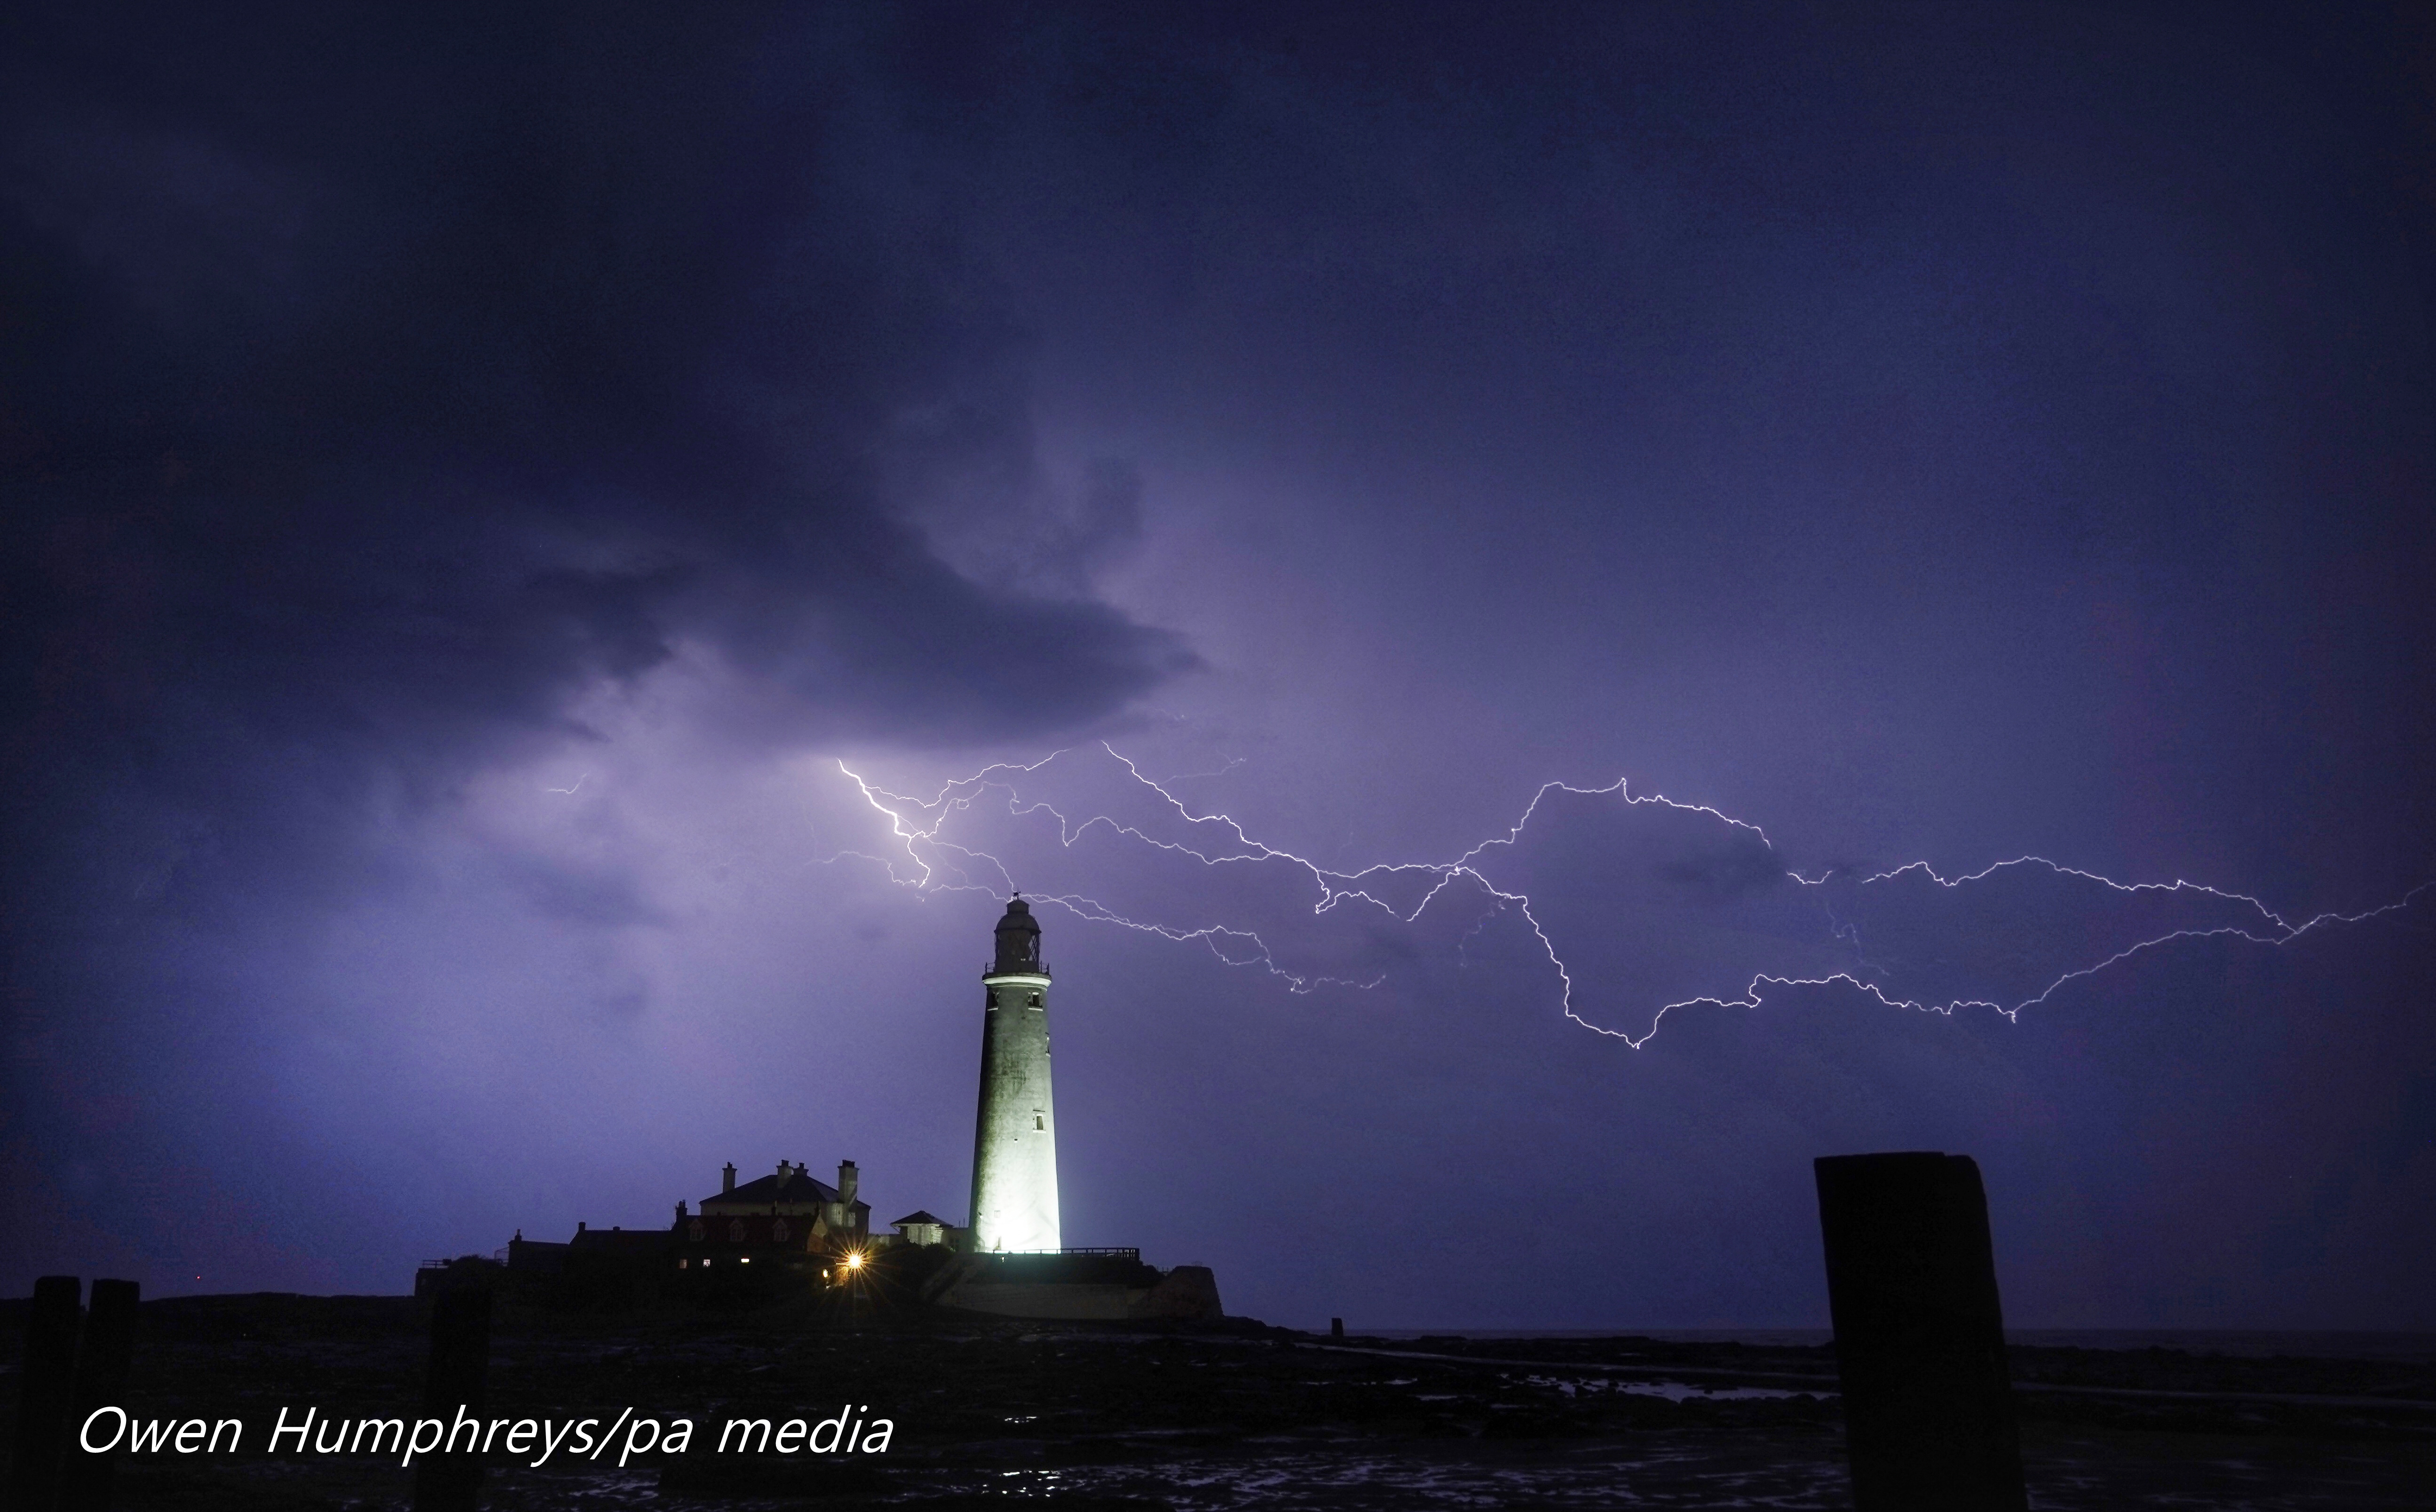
[969,896,1060,1252]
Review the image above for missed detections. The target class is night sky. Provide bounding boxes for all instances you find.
[6,3,2433,1330]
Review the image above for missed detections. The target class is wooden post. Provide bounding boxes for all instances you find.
[11,1275,82,1512]
[1814,1152,2026,1512]
[412,1284,492,1512]
[59,1278,141,1511]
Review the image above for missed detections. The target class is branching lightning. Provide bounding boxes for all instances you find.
[826,745,2429,1047]
[834,751,1394,991]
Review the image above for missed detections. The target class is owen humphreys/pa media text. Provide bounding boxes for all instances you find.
[76,1403,895,1468]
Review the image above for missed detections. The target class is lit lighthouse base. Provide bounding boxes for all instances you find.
[920,1249,1225,1322]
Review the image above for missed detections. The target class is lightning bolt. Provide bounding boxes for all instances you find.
[826,745,2429,1047]
[835,752,1391,990]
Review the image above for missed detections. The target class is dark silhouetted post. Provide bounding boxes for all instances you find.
[12,1275,82,1512]
[60,1278,141,1511]
[1814,1152,2026,1512]
[413,1285,492,1512]
[1330,1317,1345,1338]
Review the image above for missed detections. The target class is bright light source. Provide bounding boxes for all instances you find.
[845,1252,864,1269]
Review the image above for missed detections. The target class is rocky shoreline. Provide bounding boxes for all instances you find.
[3,1294,2430,1509]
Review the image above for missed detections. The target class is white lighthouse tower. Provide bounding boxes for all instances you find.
[969,896,1060,1252]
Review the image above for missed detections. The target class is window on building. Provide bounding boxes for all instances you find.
[1027,991,1042,1007]
[1035,1114,1044,1129]
[729,1219,745,1243]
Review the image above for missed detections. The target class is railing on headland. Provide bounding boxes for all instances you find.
[984,1247,1140,1261]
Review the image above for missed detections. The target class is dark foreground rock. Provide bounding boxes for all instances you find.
[1,1294,2429,1509]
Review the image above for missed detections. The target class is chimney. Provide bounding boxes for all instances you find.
[674,1201,688,1222]
[577,1221,586,1233]
[778,1159,792,1180]
[837,1160,859,1207]
[722,1162,736,1194]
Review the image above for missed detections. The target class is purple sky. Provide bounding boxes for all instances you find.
[5,3,2432,1329]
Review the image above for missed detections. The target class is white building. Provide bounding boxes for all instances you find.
[968,897,1060,1252]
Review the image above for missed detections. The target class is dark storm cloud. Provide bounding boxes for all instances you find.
[0,5,1188,858]
[906,456,1147,600]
